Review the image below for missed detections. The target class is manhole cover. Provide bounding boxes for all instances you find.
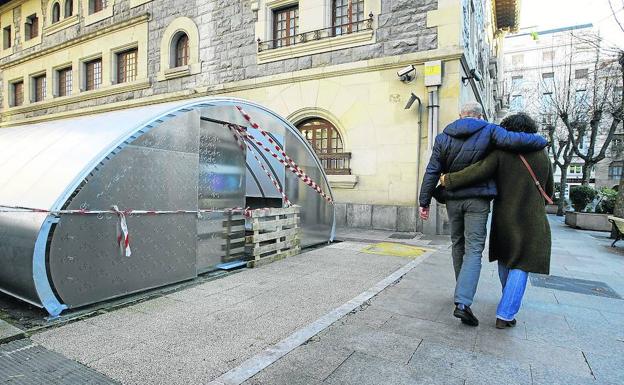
[389,233,416,240]
[360,243,431,258]
[530,274,622,299]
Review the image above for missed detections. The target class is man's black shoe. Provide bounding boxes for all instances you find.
[453,305,479,326]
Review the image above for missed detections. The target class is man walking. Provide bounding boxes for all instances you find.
[419,101,547,326]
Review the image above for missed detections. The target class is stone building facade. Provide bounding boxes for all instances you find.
[0,0,519,234]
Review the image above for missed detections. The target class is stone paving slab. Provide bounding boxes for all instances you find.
[243,217,624,385]
[323,351,465,385]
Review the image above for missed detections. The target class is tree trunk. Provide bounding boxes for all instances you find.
[581,162,592,186]
[615,172,624,218]
[557,168,569,216]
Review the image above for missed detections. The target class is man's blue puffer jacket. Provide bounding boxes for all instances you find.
[419,118,548,207]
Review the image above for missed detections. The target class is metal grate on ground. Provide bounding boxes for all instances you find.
[0,338,120,385]
[388,233,417,240]
[530,274,622,299]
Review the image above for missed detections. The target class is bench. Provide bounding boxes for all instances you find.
[608,216,624,247]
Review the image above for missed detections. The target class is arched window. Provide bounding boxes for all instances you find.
[64,0,73,17]
[52,2,61,23]
[297,118,350,174]
[174,33,189,67]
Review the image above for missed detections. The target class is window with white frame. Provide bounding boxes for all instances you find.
[333,0,365,35]
[273,5,299,48]
[57,66,73,97]
[3,26,11,49]
[32,74,46,102]
[24,14,39,40]
[11,80,24,107]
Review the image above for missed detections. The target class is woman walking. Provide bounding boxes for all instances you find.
[441,112,554,328]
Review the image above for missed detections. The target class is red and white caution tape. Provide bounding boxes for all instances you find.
[235,106,334,204]
[0,206,250,216]
[0,205,258,258]
[227,124,293,207]
[111,205,131,257]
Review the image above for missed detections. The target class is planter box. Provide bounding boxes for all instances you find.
[546,204,559,214]
[564,211,612,232]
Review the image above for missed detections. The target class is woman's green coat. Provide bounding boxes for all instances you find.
[445,149,554,274]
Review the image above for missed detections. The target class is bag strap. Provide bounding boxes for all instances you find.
[518,154,554,205]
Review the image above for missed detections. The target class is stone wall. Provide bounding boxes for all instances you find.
[334,202,423,232]
[0,0,438,121]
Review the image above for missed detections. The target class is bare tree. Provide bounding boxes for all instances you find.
[607,0,624,218]
[546,124,576,215]
[564,52,622,185]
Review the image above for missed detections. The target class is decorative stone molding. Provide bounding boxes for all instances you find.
[157,16,201,81]
[129,0,152,7]
[257,29,375,64]
[287,107,349,149]
[44,14,79,36]
[1,79,150,118]
[328,174,358,189]
[81,0,116,27]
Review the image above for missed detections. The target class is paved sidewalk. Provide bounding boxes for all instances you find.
[1,215,623,385]
[22,237,425,385]
[244,217,624,385]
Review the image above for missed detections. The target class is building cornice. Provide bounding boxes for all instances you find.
[1,80,151,118]
[0,0,26,14]
[0,13,150,70]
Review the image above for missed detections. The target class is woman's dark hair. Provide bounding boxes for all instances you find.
[500,112,538,133]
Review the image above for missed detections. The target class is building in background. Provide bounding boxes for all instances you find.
[503,23,623,197]
[0,0,519,234]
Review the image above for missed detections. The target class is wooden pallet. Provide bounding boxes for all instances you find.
[245,206,301,268]
[221,211,246,263]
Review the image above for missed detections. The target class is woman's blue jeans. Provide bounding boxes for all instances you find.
[497,261,529,321]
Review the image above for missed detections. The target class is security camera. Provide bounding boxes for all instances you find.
[462,68,483,85]
[470,69,482,82]
[397,65,416,82]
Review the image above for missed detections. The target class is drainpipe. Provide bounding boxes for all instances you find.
[405,93,422,234]
[423,86,440,235]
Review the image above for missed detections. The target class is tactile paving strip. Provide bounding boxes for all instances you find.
[0,338,119,385]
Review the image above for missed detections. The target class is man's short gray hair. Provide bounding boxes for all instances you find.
[460,101,483,118]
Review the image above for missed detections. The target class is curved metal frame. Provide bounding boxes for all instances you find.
[0,97,335,316]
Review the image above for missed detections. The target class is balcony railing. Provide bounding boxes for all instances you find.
[317,152,351,175]
[257,13,374,52]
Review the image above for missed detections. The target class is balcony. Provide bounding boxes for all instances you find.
[258,15,373,52]
[318,152,351,175]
